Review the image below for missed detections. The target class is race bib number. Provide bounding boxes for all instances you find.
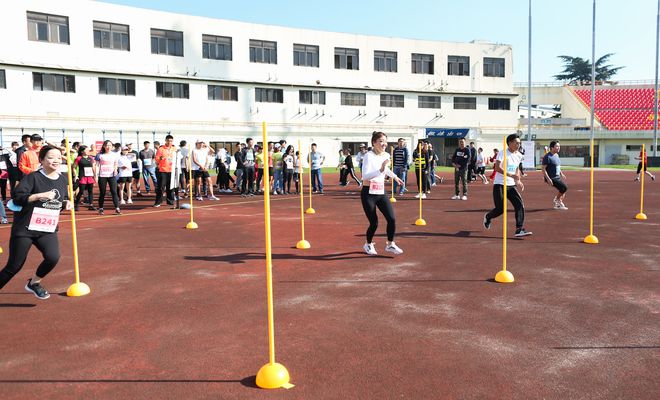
[369,180,385,195]
[143,159,152,166]
[84,167,93,177]
[100,164,114,177]
[506,163,517,174]
[28,208,60,233]
[0,161,7,170]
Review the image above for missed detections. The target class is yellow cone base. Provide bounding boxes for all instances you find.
[305,208,316,214]
[494,270,515,283]
[389,197,397,203]
[583,234,599,244]
[186,221,199,229]
[415,218,427,226]
[635,213,648,220]
[296,239,311,249]
[0,247,3,254]
[67,282,91,297]
[256,362,292,389]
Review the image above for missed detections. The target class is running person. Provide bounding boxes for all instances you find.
[96,140,121,215]
[73,145,96,211]
[483,134,532,237]
[0,145,72,299]
[635,146,656,182]
[542,141,568,210]
[475,147,488,184]
[117,146,133,205]
[361,131,405,256]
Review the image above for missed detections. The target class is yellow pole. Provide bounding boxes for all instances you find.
[186,152,198,229]
[296,139,311,249]
[584,137,599,243]
[495,136,514,283]
[256,122,292,389]
[389,146,396,203]
[414,142,426,226]
[65,136,91,297]
[305,142,315,214]
[636,143,648,220]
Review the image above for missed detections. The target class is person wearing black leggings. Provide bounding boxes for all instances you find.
[74,145,96,211]
[0,145,72,300]
[96,140,120,215]
[360,131,405,256]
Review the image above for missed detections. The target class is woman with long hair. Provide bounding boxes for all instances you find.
[96,140,121,215]
[360,131,404,256]
[73,145,97,211]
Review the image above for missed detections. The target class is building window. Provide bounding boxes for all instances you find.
[341,92,366,106]
[32,72,75,92]
[454,97,476,110]
[411,53,434,74]
[250,40,277,64]
[418,96,441,109]
[374,51,397,72]
[484,57,505,77]
[0,70,5,89]
[203,34,232,61]
[151,29,183,56]
[156,82,189,98]
[488,98,510,110]
[293,44,319,67]
[255,88,283,103]
[335,47,359,70]
[93,21,129,51]
[27,11,69,44]
[448,55,470,76]
[99,78,135,96]
[299,90,326,105]
[208,85,238,101]
[380,94,404,108]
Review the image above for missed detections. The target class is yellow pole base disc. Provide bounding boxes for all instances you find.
[389,197,397,203]
[583,234,599,244]
[186,221,199,229]
[495,270,515,283]
[256,362,292,389]
[296,240,311,249]
[415,218,427,226]
[305,208,316,214]
[0,247,3,254]
[67,282,91,297]
[635,213,648,220]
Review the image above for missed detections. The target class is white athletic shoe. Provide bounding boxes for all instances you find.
[127,199,133,204]
[208,196,219,200]
[461,195,468,201]
[451,195,461,200]
[385,242,403,255]
[363,242,377,256]
[120,199,126,205]
[557,202,568,210]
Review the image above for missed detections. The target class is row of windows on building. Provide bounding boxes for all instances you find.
[4,69,510,110]
[26,11,506,78]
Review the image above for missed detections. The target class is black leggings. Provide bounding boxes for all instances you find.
[0,178,7,201]
[486,184,525,229]
[98,177,119,209]
[0,233,60,289]
[361,186,396,243]
[636,162,647,173]
[283,169,294,193]
[75,183,94,205]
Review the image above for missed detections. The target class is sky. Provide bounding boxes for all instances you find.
[99,0,659,83]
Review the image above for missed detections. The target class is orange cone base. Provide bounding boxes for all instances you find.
[186,221,199,229]
[583,234,599,244]
[635,213,648,220]
[67,282,91,297]
[256,362,292,389]
[415,218,427,226]
[296,239,311,249]
[389,197,397,203]
[494,270,515,283]
[305,208,316,214]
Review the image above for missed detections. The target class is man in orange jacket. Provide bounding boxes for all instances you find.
[18,134,44,176]
[153,134,176,207]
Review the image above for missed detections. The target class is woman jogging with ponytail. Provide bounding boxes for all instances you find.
[361,131,404,256]
[0,145,72,299]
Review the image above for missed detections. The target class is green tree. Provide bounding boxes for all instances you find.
[554,53,624,85]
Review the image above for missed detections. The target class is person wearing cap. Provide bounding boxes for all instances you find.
[271,143,283,195]
[18,134,44,176]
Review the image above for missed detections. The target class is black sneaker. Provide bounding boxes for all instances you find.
[25,279,50,300]
[153,203,161,208]
[514,228,533,237]
[483,213,491,230]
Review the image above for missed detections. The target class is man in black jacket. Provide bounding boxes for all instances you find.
[452,138,470,200]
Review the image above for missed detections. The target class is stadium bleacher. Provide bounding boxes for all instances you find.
[572,87,656,130]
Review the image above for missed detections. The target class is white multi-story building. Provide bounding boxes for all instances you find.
[0,0,517,165]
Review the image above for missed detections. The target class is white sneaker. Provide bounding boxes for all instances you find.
[127,199,133,204]
[451,195,461,200]
[557,202,568,210]
[208,196,219,200]
[461,195,467,201]
[385,242,403,255]
[120,199,126,205]
[195,196,203,201]
[363,242,377,256]
[415,193,421,198]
